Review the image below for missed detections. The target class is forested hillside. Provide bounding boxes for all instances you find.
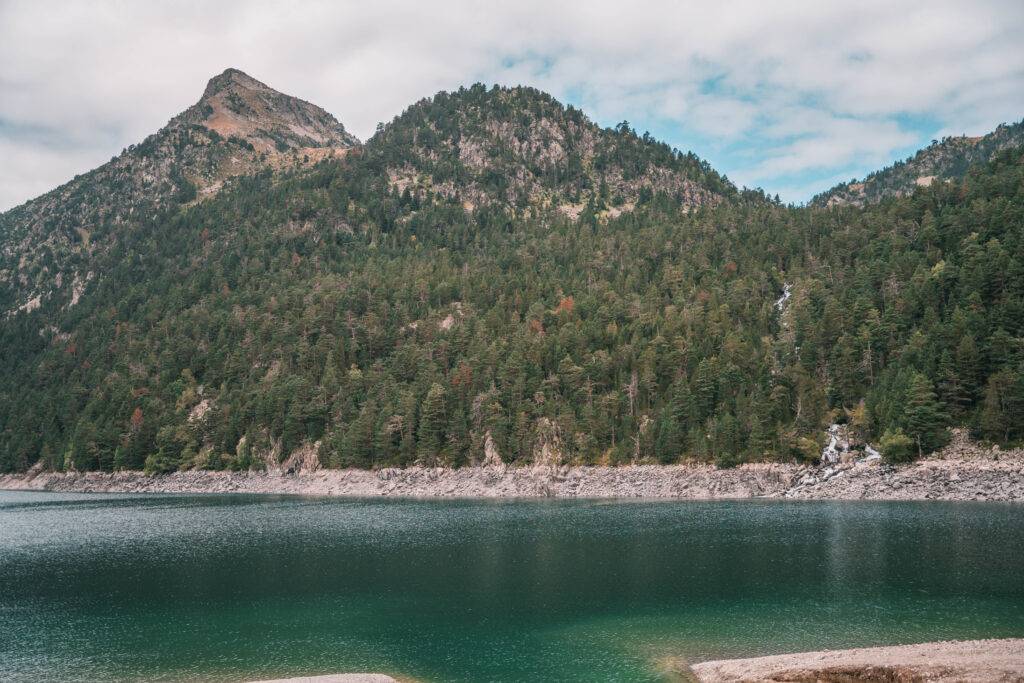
[1,72,1022,474]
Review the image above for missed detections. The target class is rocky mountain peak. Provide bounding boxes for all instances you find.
[175,67,359,153]
[199,67,267,99]
[0,69,360,317]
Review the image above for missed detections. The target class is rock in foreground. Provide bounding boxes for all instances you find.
[247,675,396,683]
[689,638,1024,682]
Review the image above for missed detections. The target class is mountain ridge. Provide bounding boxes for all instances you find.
[813,119,1024,207]
[1,70,742,318]
[2,69,1024,476]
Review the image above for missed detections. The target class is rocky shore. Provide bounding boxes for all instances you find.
[2,434,1021,501]
[687,638,1024,682]
[247,677,397,683]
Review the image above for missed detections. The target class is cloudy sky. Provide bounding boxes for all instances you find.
[2,0,1023,210]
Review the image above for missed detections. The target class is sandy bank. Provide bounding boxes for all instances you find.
[1,452,1022,501]
[246,676,396,683]
[688,638,1024,682]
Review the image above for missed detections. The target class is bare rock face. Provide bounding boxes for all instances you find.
[279,441,322,474]
[175,68,358,154]
[481,430,506,469]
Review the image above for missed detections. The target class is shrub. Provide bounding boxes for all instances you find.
[879,429,915,464]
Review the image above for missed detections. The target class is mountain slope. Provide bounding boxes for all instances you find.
[813,120,1024,207]
[0,68,358,316]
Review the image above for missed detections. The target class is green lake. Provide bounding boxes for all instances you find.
[1,491,1023,681]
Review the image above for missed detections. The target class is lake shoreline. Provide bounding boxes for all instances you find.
[244,637,1024,683]
[686,638,1024,682]
[2,451,1021,501]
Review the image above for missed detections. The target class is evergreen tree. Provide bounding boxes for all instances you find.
[980,369,1024,443]
[342,399,377,468]
[693,359,717,422]
[654,407,682,463]
[902,373,948,456]
[417,383,448,463]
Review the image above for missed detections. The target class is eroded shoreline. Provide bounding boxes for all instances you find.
[2,452,1021,501]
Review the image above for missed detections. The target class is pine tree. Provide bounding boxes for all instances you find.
[669,379,694,429]
[557,354,585,399]
[955,335,982,401]
[902,372,948,457]
[654,407,682,463]
[398,390,418,466]
[445,404,470,466]
[746,391,774,459]
[280,401,305,457]
[113,445,128,471]
[342,399,377,468]
[936,351,971,416]
[693,358,717,421]
[710,412,742,467]
[981,372,1009,442]
[417,383,447,463]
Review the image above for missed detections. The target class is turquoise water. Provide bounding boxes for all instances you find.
[1,492,1023,682]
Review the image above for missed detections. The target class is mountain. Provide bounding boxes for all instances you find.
[813,120,1024,207]
[360,84,735,217]
[2,70,1024,476]
[0,75,738,320]
[0,68,358,316]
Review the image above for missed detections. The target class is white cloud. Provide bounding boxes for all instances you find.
[1,0,1023,208]
[0,137,115,210]
[743,120,919,179]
